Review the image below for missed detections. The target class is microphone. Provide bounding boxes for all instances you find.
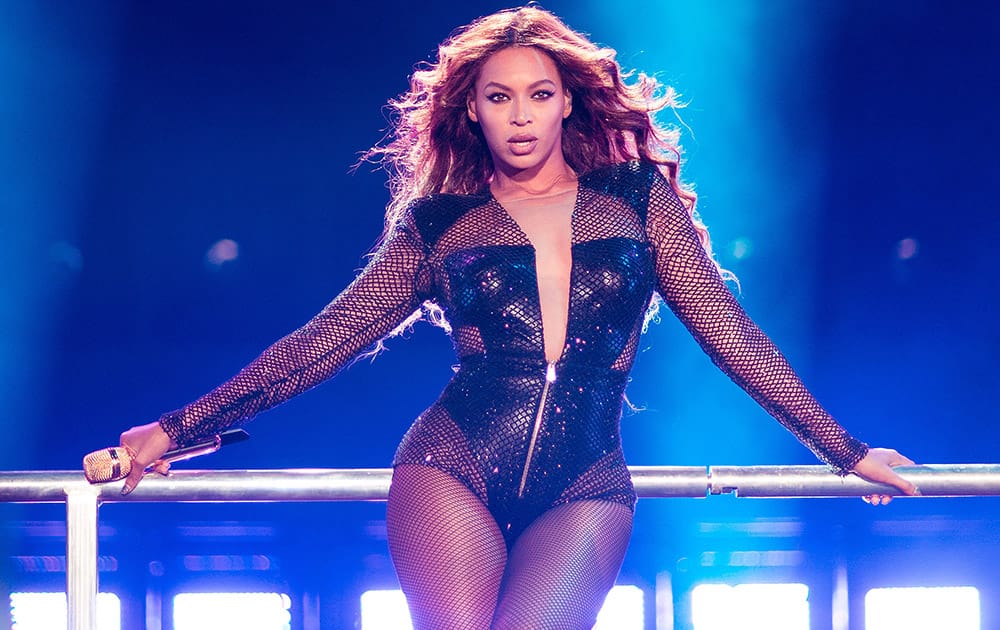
[82,429,250,484]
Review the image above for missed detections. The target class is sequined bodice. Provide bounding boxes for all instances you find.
[159,160,869,474]
[435,191,655,372]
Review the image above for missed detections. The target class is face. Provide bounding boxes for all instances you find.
[467,46,573,179]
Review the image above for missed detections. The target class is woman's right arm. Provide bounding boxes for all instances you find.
[120,212,430,493]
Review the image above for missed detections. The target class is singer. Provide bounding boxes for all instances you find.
[109,7,918,628]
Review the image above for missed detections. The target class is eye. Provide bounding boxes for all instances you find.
[532,90,555,100]
[486,92,509,103]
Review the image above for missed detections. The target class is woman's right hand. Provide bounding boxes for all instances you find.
[119,421,176,495]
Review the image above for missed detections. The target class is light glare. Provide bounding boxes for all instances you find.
[691,583,809,630]
[896,237,919,260]
[865,586,979,630]
[595,585,643,629]
[205,238,240,267]
[10,592,120,630]
[361,589,413,630]
[360,584,643,630]
[731,237,753,260]
[173,592,291,630]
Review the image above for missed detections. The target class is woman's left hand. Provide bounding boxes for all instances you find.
[851,447,919,505]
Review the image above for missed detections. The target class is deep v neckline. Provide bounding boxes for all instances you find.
[489,185,580,364]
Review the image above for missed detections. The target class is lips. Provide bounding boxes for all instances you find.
[508,134,537,143]
[507,134,538,154]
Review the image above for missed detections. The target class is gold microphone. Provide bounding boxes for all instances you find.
[82,429,250,483]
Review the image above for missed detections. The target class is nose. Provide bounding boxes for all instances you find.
[510,98,531,126]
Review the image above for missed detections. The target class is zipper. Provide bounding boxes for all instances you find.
[518,361,557,497]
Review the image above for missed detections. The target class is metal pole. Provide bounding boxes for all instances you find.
[708,464,1000,498]
[2,465,1000,504]
[65,482,100,630]
[0,465,993,629]
[628,466,709,498]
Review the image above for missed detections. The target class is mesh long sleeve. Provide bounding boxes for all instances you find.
[644,169,868,473]
[159,214,430,446]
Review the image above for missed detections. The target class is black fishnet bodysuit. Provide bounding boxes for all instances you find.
[159,161,868,628]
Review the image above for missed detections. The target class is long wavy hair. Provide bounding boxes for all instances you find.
[364,5,730,280]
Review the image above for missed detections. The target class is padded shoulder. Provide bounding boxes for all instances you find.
[579,160,662,223]
[406,193,491,248]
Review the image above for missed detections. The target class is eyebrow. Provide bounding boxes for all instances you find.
[481,79,558,91]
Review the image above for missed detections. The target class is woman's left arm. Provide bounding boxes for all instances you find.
[642,166,917,497]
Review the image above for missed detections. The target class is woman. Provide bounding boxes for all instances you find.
[116,7,917,628]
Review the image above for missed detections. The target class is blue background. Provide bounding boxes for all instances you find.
[1,0,997,626]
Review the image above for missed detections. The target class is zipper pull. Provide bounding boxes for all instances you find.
[546,362,557,383]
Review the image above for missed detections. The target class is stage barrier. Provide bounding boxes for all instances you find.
[2,463,998,630]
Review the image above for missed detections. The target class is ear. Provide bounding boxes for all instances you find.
[467,96,479,123]
[563,89,572,119]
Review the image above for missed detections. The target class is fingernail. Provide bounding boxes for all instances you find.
[121,485,131,496]
[912,486,922,496]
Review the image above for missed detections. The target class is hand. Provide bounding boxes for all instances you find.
[851,447,919,505]
[119,421,176,495]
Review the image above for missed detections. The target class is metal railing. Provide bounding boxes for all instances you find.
[2,463,998,629]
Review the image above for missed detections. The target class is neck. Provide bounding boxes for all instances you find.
[490,163,577,199]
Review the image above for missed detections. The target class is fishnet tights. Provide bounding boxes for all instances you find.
[388,464,632,630]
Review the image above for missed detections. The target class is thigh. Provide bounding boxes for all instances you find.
[492,500,633,630]
[387,463,508,630]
